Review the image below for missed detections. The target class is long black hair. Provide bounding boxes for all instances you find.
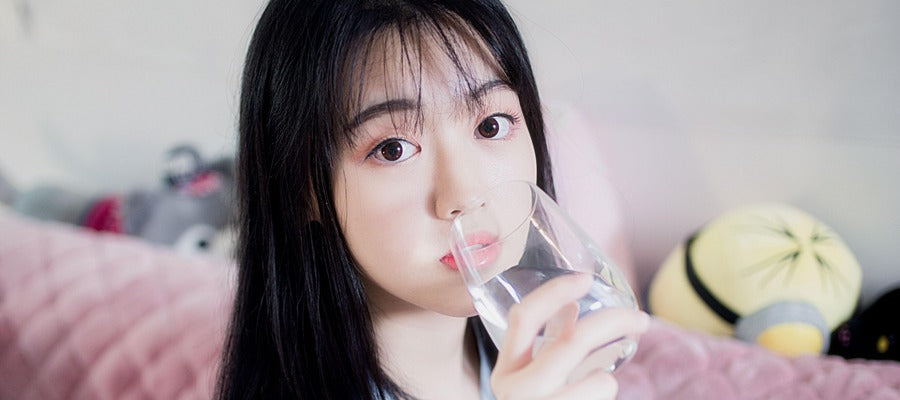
[217,0,555,398]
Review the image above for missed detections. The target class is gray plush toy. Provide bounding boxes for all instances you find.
[0,170,17,207]
[0,145,236,258]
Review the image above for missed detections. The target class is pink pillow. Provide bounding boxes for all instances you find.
[0,208,233,400]
[545,103,637,290]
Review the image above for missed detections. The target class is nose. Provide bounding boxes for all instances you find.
[434,176,484,220]
[433,149,486,221]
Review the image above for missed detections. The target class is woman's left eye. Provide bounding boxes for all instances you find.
[476,114,514,139]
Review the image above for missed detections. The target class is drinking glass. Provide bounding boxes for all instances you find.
[450,181,639,377]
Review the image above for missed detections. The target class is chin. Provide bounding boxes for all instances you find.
[429,287,479,318]
[441,304,479,318]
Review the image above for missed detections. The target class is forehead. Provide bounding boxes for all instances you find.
[349,23,505,111]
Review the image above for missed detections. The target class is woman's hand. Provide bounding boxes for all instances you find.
[490,273,650,400]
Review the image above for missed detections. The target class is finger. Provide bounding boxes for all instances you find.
[529,308,649,383]
[546,368,618,400]
[494,273,593,375]
[542,301,579,346]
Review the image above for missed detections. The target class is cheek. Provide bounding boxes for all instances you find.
[499,131,538,184]
[334,169,426,274]
[523,137,538,181]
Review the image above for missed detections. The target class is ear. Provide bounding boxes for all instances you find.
[307,172,324,223]
[164,144,204,188]
[307,196,323,224]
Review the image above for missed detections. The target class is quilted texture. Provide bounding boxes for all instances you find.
[618,319,900,400]
[3,207,900,399]
[0,208,233,399]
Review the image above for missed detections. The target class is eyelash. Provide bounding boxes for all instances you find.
[482,112,521,139]
[365,136,414,160]
[491,111,521,125]
[363,110,523,161]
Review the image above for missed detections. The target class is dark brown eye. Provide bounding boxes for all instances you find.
[372,138,417,163]
[478,117,500,138]
[476,115,512,139]
[381,140,404,161]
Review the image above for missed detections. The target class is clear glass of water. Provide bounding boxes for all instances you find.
[450,180,639,376]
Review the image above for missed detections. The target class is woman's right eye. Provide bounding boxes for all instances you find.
[370,138,418,163]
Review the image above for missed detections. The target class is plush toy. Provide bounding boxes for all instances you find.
[829,286,900,361]
[0,170,14,206]
[648,203,862,356]
[1,144,236,258]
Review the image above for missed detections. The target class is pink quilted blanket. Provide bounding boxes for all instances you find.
[0,209,233,399]
[619,320,900,400]
[2,208,899,399]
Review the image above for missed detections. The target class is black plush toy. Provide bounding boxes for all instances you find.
[829,286,900,361]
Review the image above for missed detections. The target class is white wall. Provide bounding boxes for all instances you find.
[0,0,264,190]
[1,0,898,305]
[508,0,900,304]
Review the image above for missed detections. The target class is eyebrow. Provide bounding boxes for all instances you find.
[347,79,511,130]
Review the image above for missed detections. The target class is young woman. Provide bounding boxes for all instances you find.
[216,0,649,399]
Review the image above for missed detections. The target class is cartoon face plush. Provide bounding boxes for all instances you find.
[648,203,862,356]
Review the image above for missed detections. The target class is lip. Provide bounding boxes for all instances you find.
[441,232,500,271]
[439,253,460,270]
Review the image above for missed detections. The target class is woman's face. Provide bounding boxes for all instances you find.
[333,31,537,317]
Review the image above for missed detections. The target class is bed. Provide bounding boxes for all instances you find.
[2,205,899,399]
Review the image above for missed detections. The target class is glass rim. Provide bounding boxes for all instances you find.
[450,180,544,284]
[451,180,540,244]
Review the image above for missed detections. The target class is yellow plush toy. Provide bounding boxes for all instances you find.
[648,203,862,356]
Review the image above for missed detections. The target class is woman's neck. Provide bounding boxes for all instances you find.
[371,293,481,399]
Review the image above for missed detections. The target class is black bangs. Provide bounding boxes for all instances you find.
[336,2,509,149]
